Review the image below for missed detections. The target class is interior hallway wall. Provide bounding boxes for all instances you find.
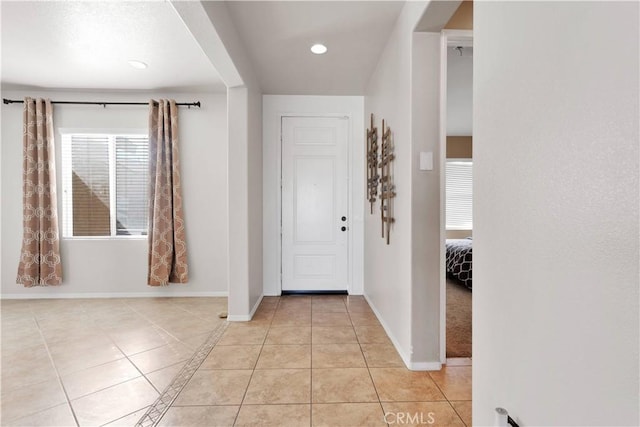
[365,1,445,370]
[474,1,639,425]
[247,87,264,314]
[410,31,443,368]
[227,86,263,320]
[198,0,264,319]
[1,90,228,297]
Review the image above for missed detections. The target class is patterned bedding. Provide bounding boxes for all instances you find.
[446,238,472,289]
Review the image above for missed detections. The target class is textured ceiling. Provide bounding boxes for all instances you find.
[0,1,226,93]
[2,1,412,96]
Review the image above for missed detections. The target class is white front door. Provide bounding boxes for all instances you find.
[281,116,349,292]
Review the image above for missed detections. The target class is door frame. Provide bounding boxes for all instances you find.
[262,97,365,297]
[264,104,363,296]
[439,29,474,362]
[280,115,351,292]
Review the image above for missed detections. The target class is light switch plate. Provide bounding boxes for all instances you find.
[420,152,433,171]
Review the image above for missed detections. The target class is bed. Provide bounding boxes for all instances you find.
[446,238,473,289]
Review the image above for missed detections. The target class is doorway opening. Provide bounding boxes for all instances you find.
[440,30,473,362]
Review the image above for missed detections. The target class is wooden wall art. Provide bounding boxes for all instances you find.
[366,114,379,214]
[379,119,395,245]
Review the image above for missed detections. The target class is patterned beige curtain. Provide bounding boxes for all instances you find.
[148,99,189,286]
[16,98,62,286]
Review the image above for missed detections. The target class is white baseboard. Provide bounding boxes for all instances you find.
[0,291,229,300]
[410,361,443,370]
[364,293,442,372]
[363,293,412,368]
[227,294,264,322]
[226,315,249,321]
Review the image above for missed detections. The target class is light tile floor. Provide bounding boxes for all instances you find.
[1,295,471,426]
[1,297,226,426]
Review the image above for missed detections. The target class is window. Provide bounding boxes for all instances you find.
[446,160,473,230]
[61,133,149,237]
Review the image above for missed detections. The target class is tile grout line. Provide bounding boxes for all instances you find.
[10,302,112,425]
[80,299,176,417]
[101,406,150,426]
[349,299,468,425]
[4,297,469,426]
[123,300,195,348]
[347,300,390,427]
[449,401,470,427]
[231,299,277,426]
[41,299,194,425]
[0,299,225,426]
[427,369,450,403]
[427,362,469,425]
[98,302,198,401]
[94,302,164,404]
[134,320,229,427]
[32,315,81,427]
[310,299,314,427]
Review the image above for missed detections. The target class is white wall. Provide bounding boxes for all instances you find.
[474,2,639,425]
[1,90,228,298]
[193,0,264,320]
[262,95,365,296]
[365,1,442,370]
[410,32,443,367]
[227,87,251,317]
[247,87,263,311]
[226,85,264,320]
[446,46,472,136]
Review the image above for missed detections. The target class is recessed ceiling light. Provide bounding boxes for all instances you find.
[310,44,328,55]
[128,60,148,69]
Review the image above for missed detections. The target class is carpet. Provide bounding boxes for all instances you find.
[446,278,472,358]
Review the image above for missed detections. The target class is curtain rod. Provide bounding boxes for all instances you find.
[2,98,201,108]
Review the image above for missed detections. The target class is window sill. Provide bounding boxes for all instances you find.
[62,236,147,241]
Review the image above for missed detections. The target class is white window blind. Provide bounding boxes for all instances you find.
[115,136,149,236]
[446,160,473,230]
[61,133,149,238]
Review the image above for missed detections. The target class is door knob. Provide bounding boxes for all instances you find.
[341,226,347,232]
[341,216,347,221]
